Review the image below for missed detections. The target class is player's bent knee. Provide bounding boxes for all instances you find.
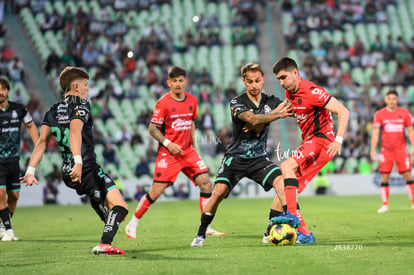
[280,158,297,172]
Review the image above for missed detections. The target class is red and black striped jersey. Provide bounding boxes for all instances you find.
[286,79,335,141]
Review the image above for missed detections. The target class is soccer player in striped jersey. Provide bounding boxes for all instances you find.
[370,88,414,213]
[20,67,128,255]
[0,78,39,241]
[191,63,296,247]
[125,66,224,240]
[272,57,350,244]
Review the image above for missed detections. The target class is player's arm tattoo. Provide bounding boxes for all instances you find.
[238,111,281,126]
[148,123,167,143]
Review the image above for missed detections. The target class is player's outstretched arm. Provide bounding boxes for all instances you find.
[26,121,39,145]
[20,125,52,186]
[148,122,183,155]
[239,99,292,127]
[324,97,350,157]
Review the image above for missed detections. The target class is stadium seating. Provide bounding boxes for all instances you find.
[18,0,261,181]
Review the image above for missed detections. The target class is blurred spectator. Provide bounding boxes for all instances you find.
[81,45,99,68]
[27,94,40,114]
[100,100,114,123]
[130,128,144,146]
[2,44,14,62]
[136,108,152,125]
[312,172,330,195]
[115,124,132,146]
[135,157,151,178]
[174,184,189,199]
[10,88,24,104]
[216,127,231,154]
[8,56,25,83]
[0,24,6,37]
[134,185,146,201]
[150,80,165,99]
[45,50,61,74]
[200,107,215,131]
[102,141,120,169]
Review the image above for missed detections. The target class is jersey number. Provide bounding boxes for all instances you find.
[51,127,71,151]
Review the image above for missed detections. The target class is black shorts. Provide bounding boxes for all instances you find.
[215,155,282,192]
[62,162,117,205]
[0,162,21,192]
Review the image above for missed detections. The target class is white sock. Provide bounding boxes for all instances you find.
[128,216,139,227]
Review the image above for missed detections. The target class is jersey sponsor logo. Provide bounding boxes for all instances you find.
[1,126,18,133]
[171,113,192,118]
[311,87,330,101]
[153,107,161,115]
[171,118,192,131]
[157,158,168,168]
[384,123,404,133]
[294,113,308,123]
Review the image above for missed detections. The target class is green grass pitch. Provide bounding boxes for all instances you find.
[1,194,413,275]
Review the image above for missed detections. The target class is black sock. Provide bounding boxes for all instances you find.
[101,206,128,244]
[197,213,214,238]
[266,209,283,234]
[282,205,287,213]
[90,199,109,222]
[0,207,12,230]
[10,211,13,218]
[268,209,282,220]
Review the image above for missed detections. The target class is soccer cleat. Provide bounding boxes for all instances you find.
[125,222,137,239]
[206,225,226,236]
[262,232,269,244]
[411,205,414,210]
[377,205,389,213]
[0,222,5,239]
[270,211,301,228]
[92,244,125,255]
[296,231,316,245]
[191,236,205,247]
[1,231,20,241]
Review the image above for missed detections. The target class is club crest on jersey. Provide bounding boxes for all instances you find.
[11,110,18,118]
[298,99,302,105]
[264,105,272,114]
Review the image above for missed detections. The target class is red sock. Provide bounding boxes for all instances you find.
[134,194,152,219]
[199,196,210,215]
[284,178,299,214]
[380,183,389,206]
[406,181,414,204]
[296,209,310,235]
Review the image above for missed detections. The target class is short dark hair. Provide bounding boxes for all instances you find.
[272,57,298,75]
[59,66,89,92]
[386,88,398,97]
[168,66,187,79]
[0,77,10,91]
[240,63,264,78]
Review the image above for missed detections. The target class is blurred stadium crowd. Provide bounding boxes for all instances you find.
[1,0,413,184]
